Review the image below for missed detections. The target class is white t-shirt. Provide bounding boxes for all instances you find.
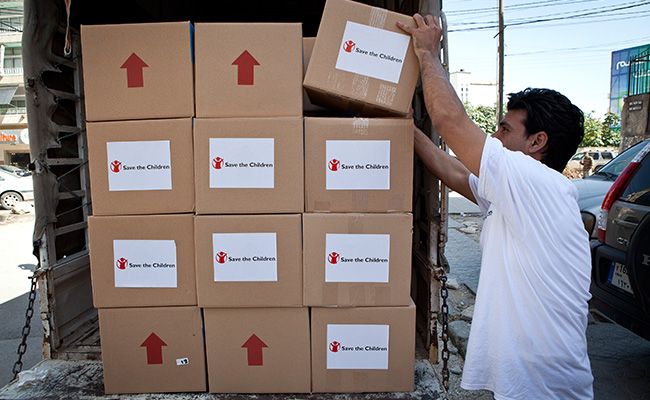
[461,136,594,400]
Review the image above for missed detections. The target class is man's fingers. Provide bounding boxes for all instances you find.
[425,14,437,27]
[396,20,412,34]
[413,13,426,27]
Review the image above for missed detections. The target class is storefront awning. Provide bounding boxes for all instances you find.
[0,85,18,104]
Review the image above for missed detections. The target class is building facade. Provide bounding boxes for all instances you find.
[0,1,28,168]
[449,69,497,107]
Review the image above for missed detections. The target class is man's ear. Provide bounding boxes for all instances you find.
[528,131,548,156]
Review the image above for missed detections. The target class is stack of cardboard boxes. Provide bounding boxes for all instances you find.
[83,22,207,394]
[82,0,420,395]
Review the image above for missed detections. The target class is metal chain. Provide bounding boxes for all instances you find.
[438,272,450,390]
[13,274,38,380]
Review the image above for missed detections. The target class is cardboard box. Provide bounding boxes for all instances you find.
[303,37,329,114]
[98,306,206,394]
[304,117,413,213]
[81,22,194,122]
[303,0,419,117]
[88,214,196,308]
[195,23,303,117]
[87,118,194,216]
[193,117,304,214]
[311,300,416,393]
[204,307,311,393]
[195,214,303,307]
[303,213,412,307]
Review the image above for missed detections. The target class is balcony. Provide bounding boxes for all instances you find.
[2,67,22,76]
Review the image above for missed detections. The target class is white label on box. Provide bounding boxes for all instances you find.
[326,140,390,190]
[209,138,274,188]
[212,233,278,282]
[335,21,410,84]
[176,358,190,366]
[327,324,389,370]
[325,234,390,283]
[106,141,172,191]
[113,240,177,288]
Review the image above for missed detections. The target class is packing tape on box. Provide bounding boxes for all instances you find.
[376,84,397,106]
[352,118,369,136]
[388,194,407,212]
[351,75,369,99]
[347,215,364,234]
[369,7,388,29]
[354,193,369,210]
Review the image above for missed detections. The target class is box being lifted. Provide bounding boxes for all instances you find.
[81,22,194,122]
[303,0,419,117]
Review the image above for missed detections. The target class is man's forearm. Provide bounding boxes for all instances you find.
[414,127,476,203]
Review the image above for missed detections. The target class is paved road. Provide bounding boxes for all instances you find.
[447,192,650,400]
[0,209,42,388]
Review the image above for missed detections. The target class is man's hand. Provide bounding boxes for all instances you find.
[397,14,442,59]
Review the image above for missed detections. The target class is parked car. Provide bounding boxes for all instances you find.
[0,164,32,177]
[573,139,650,238]
[567,149,616,172]
[590,139,650,341]
[0,169,34,209]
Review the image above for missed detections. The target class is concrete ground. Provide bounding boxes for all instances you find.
[0,205,43,388]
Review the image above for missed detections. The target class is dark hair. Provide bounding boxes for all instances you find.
[507,88,584,172]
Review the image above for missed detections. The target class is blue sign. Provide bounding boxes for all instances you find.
[610,44,650,117]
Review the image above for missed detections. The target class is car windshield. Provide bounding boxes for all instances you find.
[595,140,650,179]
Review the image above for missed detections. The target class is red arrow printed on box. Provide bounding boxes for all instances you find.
[241,334,268,366]
[232,50,260,85]
[121,52,149,88]
[141,332,167,364]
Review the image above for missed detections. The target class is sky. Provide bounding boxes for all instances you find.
[441,0,650,118]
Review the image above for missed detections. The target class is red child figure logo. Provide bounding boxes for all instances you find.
[328,159,340,171]
[116,257,128,270]
[110,160,122,173]
[328,252,340,264]
[329,341,341,352]
[215,252,227,264]
[212,157,224,170]
[343,40,355,53]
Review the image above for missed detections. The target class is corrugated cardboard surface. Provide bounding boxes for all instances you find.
[303,213,413,306]
[304,117,413,212]
[193,118,304,214]
[81,22,194,122]
[87,118,194,216]
[88,214,196,308]
[204,307,311,393]
[195,214,303,307]
[98,306,206,394]
[303,0,419,117]
[195,23,303,117]
[303,37,329,113]
[311,301,416,393]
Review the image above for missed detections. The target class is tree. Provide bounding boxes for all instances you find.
[581,112,621,147]
[464,103,498,135]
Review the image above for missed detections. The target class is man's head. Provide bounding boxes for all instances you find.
[497,88,584,173]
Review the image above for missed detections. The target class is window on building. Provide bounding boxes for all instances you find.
[0,15,23,32]
[3,47,22,69]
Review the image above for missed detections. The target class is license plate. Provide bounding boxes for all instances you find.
[607,262,634,294]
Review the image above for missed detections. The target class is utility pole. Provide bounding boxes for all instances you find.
[497,0,504,122]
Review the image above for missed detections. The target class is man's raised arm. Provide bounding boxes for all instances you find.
[398,14,486,177]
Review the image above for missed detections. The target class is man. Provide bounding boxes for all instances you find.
[398,15,593,400]
[580,152,594,178]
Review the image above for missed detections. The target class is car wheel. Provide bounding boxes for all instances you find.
[0,191,23,210]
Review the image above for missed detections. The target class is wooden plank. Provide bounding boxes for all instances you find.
[54,221,87,237]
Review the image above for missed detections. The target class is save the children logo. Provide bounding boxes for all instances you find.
[110,160,122,173]
[326,251,388,265]
[215,251,228,264]
[328,252,340,264]
[328,159,340,171]
[327,340,387,353]
[343,40,356,53]
[212,157,224,170]
[116,257,128,270]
